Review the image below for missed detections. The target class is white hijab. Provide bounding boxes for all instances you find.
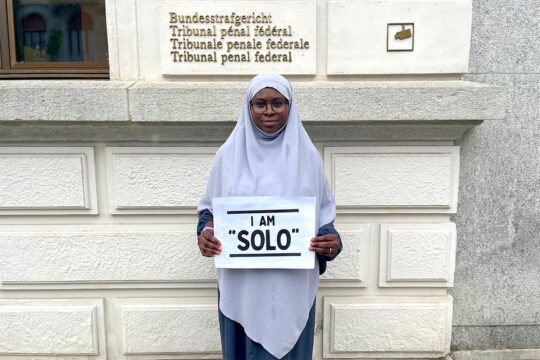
[198,74,336,359]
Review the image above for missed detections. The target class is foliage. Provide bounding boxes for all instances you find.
[47,27,63,61]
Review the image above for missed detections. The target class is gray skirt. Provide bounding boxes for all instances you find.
[218,299,316,360]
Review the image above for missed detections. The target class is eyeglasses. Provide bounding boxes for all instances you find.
[250,99,289,115]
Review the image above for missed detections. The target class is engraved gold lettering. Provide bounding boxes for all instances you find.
[254,51,292,62]
[170,25,216,37]
[172,38,223,50]
[167,12,310,67]
[266,38,308,50]
[226,38,262,52]
[221,51,250,65]
[254,25,292,37]
[171,50,218,62]
[220,25,250,40]
[173,12,271,25]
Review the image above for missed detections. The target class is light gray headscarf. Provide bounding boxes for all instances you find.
[198,74,336,358]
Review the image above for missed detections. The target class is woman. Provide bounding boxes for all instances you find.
[197,74,342,360]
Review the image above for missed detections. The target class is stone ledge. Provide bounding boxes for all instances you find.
[0,121,481,142]
[295,81,504,121]
[0,80,133,121]
[0,80,506,124]
[129,80,506,122]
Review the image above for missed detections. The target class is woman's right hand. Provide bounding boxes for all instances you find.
[198,224,221,257]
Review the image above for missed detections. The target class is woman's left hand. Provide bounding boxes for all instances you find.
[310,234,340,258]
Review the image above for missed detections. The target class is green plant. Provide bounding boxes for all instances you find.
[47,27,63,61]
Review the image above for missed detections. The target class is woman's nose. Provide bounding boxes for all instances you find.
[264,104,275,115]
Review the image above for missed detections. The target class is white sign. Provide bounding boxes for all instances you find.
[159,0,316,75]
[213,196,316,269]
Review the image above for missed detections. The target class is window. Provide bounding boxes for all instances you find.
[21,13,47,61]
[0,0,108,78]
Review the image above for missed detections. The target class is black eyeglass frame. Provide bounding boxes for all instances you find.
[249,99,290,115]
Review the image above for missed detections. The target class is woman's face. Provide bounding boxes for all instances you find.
[250,87,289,133]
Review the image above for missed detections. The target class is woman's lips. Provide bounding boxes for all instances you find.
[261,120,278,126]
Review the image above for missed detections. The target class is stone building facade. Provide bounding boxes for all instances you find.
[0,0,537,359]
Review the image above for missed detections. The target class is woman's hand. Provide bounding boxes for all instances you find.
[198,223,221,257]
[310,234,340,258]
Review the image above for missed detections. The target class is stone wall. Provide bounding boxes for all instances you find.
[450,0,540,351]
[1,0,529,358]
[1,81,503,359]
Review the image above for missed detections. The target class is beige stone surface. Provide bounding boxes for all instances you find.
[106,147,216,213]
[325,146,460,212]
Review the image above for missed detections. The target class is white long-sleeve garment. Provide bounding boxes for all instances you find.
[198,73,336,359]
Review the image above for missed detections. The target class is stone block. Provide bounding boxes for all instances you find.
[0,298,105,358]
[328,0,472,74]
[121,300,220,354]
[0,81,131,121]
[293,81,505,122]
[380,223,457,287]
[106,147,216,213]
[106,0,139,80]
[0,147,97,215]
[0,228,216,284]
[321,225,370,287]
[324,146,460,212]
[129,82,244,122]
[323,296,452,358]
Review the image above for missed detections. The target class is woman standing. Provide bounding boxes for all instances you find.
[197,74,342,359]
